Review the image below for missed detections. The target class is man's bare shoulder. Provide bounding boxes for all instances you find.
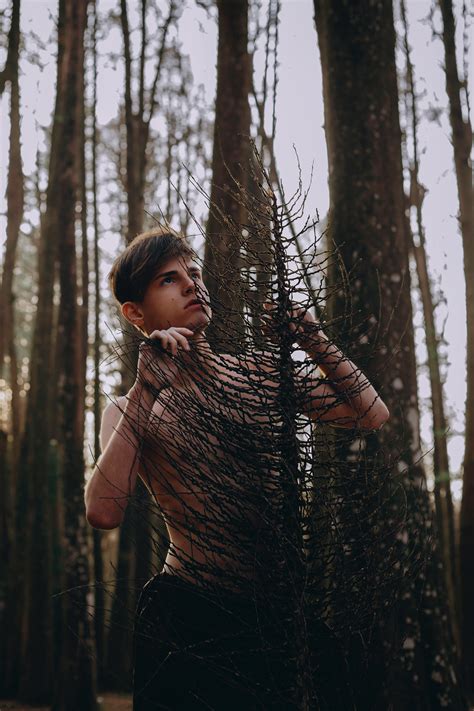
[99,396,128,451]
[103,395,128,417]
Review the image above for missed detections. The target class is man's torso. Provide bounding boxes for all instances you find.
[134,352,284,589]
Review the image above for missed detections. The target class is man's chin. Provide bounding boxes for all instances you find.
[187,315,211,336]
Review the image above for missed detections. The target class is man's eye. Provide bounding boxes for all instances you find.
[191,273,200,280]
[162,276,174,284]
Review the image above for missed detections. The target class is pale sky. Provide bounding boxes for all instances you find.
[0,0,470,494]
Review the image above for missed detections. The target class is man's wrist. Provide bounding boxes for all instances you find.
[306,341,342,369]
[119,385,154,442]
[296,321,327,351]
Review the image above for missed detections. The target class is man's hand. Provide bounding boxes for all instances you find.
[146,327,194,356]
[261,301,329,352]
[132,327,194,397]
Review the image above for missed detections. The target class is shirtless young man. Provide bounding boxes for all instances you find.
[84,228,389,709]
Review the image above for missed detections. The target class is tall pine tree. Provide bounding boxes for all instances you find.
[313,1,466,707]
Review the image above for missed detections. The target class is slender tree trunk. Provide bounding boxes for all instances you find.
[313,1,467,708]
[0,0,23,375]
[165,111,174,223]
[120,0,145,241]
[91,0,105,681]
[0,429,9,691]
[203,0,251,353]
[0,2,23,694]
[79,39,89,429]
[411,232,459,610]
[120,0,175,244]
[438,0,474,694]
[49,2,97,709]
[15,0,72,697]
[400,0,458,645]
[105,1,176,689]
[105,506,136,690]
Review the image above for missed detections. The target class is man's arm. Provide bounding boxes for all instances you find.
[84,326,193,529]
[297,341,389,430]
[262,301,389,430]
[84,385,154,529]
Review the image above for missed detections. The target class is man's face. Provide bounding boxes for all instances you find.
[134,256,212,336]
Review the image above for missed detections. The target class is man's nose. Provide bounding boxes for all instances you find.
[183,274,196,293]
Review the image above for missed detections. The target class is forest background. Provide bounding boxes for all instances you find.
[0,0,472,709]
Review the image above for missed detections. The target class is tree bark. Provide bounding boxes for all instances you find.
[313,1,467,708]
[52,2,97,709]
[91,0,106,681]
[15,0,70,697]
[11,0,96,706]
[438,0,474,695]
[400,0,458,646]
[0,1,23,694]
[104,1,177,689]
[105,505,136,690]
[120,0,176,242]
[203,0,251,353]
[0,0,23,377]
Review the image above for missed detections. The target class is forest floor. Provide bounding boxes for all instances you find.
[0,695,132,710]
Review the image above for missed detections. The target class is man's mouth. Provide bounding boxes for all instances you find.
[185,299,203,309]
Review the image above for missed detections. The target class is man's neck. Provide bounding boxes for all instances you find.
[186,334,217,374]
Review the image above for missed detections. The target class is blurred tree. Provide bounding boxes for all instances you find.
[52,0,98,708]
[400,0,458,645]
[437,0,474,696]
[0,0,23,432]
[10,0,97,706]
[90,0,106,683]
[314,0,467,708]
[106,0,180,690]
[203,0,251,352]
[245,0,280,347]
[0,0,23,695]
[120,0,178,242]
[146,62,212,237]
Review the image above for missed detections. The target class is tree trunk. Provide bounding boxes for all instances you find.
[438,0,474,695]
[15,0,74,698]
[104,1,176,689]
[79,35,89,431]
[400,0,458,645]
[105,506,136,690]
[411,234,459,620]
[203,0,251,353]
[9,2,97,708]
[313,1,467,708]
[120,0,176,244]
[0,1,23,694]
[0,0,23,375]
[0,429,10,693]
[47,2,97,709]
[91,0,106,682]
[120,0,145,242]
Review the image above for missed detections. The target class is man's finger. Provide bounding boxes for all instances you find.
[162,335,177,355]
[174,334,190,351]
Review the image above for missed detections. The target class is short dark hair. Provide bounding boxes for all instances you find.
[109,227,196,304]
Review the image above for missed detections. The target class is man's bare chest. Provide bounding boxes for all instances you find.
[142,363,280,467]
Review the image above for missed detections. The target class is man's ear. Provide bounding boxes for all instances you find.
[121,301,145,331]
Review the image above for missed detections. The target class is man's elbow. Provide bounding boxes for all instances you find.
[362,402,390,431]
[377,402,390,427]
[85,505,123,530]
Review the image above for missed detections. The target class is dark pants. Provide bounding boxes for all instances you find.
[133,573,355,710]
